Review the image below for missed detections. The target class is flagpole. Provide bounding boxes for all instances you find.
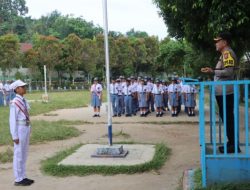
[102,0,112,146]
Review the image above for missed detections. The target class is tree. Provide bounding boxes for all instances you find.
[0,0,28,34]
[157,39,185,76]
[33,35,62,86]
[62,33,83,83]
[0,34,20,78]
[21,48,41,80]
[126,28,149,38]
[154,0,250,64]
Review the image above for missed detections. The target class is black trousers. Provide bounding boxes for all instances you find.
[216,94,235,146]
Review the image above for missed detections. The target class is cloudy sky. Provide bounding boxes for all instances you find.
[25,0,168,39]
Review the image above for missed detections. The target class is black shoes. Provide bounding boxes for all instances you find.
[219,145,241,154]
[14,178,34,186]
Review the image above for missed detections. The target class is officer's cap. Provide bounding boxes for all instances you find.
[130,76,135,79]
[214,32,232,44]
[94,77,98,81]
[10,80,27,90]
[116,78,121,82]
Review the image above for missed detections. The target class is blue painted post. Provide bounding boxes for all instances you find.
[209,86,213,143]
[199,83,207,187]
[234,84,239,154]
[245,84,249,156]
[211,85,216,155]
[222,85,227,154]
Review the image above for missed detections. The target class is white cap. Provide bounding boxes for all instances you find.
[10,80,27,90]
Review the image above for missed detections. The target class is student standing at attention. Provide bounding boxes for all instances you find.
[9,80,34,186]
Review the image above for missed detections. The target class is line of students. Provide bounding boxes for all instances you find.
[0,80,16,106]
[90,76,197,117]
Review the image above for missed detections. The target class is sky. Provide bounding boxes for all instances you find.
[25,0,168,39]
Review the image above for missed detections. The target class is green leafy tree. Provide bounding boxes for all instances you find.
[33,35,62,86]
[62,33,83,83]
[0,34,20,78]
[126,28,149,38]
[157,39,185,76]
[154,0,250,69]
[0,0,28,34]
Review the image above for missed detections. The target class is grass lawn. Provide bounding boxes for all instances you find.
[41,143,170,176]
[0,91,92,146]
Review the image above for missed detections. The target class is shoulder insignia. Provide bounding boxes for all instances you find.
[223,50,235,67]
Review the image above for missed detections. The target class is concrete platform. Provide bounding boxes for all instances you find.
[58,144,155,166]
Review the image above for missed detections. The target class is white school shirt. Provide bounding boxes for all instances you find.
[123,85,133,95]
[152,84,164,94]
[110,83,117,94]
[91,83,103,94]
[115,83,123,95]
[168,84,178,93]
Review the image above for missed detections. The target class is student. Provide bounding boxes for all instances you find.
[110,78,118,117]
[9,80,34,186]
[0,80,4,106]
[152,79,164,117]
[90,77,103,117]
[123,78,133,116]
[137,78,148,117]
[168,77,179,117]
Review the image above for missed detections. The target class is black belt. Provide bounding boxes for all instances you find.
[155,94,161,95]
[125,95,132,96]
[111,93,117,95]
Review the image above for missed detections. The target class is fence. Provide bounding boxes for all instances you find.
[201,80,250,187]
[184,79,250,187]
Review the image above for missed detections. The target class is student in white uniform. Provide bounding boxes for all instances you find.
[90,77,103,117]
[152,79,164,117]
[0,80,4,106]
[4,80,11,106]
[9,80,34,186]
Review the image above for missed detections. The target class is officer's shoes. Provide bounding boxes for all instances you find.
[219,145,241,154]
[156,114,159,117]
[112,114,117,117]
[14,179,32,186]
[24,178,34,184]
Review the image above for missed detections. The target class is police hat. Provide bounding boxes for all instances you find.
[130,76,135,79]
[214,32,232,43]
[116,78,121,82]
[94,77,98,81]
[126,78,131,81]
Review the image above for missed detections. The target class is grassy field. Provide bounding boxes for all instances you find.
[0,91,92,146]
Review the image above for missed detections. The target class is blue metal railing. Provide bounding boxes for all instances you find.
[183,79,250,187]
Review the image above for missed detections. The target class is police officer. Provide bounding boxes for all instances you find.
[90,77,103,117]
[9,80,34,186]
[201,32,240,153]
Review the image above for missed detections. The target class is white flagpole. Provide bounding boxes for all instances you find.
[102,0,112,146]
[44,65,47,95]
